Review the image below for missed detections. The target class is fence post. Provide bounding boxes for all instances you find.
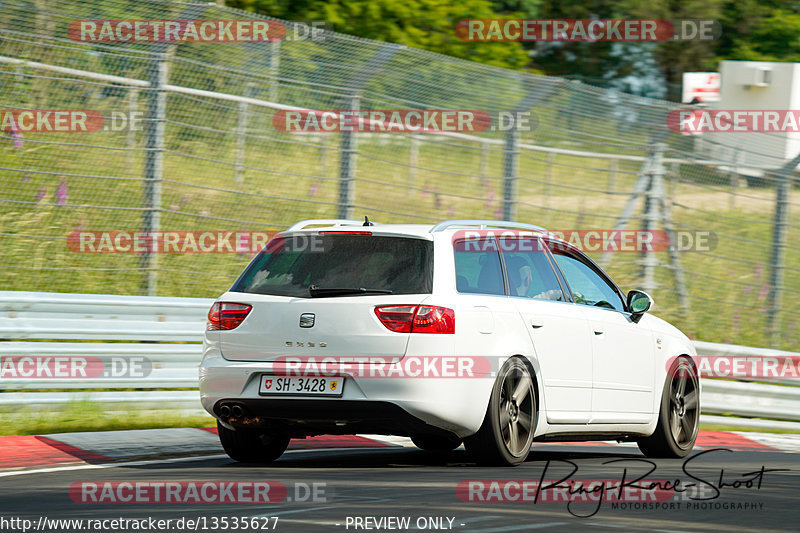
[599,147,654,269]
[127,88,138,166]
[234,82,254,183]
[268,41,280,101]
[767,152,800,345]
[14,65,25,101]
[655,151,691,317]
[500,80,562,221]
[334,44,402,219]
[140,53,167,296]
[670,162,679,196]
[318,133,329,177]
[729,148,743,209]
[641,143,665,293]
[608,157,617,193]
[337,93,358,219]
[408,134,419,191]
[544,151,554,206]
[479,141,489,184]
[503,128,519,220]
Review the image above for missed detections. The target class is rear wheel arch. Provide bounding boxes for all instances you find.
[514,354,541,418]
[476,354,541,419]
[465,355,538,465]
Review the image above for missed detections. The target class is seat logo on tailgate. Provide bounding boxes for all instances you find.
[299,313,315,328]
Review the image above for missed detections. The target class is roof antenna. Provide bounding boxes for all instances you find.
[363,215,374,226]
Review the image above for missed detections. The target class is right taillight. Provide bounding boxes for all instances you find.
[374,305,455,334]
[412,305,455,333]
[207,302,252,330]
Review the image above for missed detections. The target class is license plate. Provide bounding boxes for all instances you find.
[258,375,343,397]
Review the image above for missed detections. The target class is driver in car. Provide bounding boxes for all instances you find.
[507,256,562,301]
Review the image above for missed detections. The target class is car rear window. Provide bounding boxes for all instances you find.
[231,234,433,297]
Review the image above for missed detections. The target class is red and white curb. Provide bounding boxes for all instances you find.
[0,429,797,470]
[0,429,397,470]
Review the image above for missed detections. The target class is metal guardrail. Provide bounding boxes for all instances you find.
[0,291,798,430]
[702,380,800,421]
[0,342,199,390]
[0,291,211,396]
[0,291,214,341]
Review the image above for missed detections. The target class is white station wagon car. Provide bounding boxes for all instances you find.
[199,219,700,466]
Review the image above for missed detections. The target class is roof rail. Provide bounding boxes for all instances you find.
[285,219,379,232]
[429,220,549,233]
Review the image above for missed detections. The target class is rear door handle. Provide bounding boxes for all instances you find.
[594,330,604,335]
[474,306,494,334]
[530,319,544,329]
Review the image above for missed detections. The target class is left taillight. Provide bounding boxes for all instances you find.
[207,302,252,331]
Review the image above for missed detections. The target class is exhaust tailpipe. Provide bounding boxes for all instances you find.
[218,404,231,418]
[231,404,244,418]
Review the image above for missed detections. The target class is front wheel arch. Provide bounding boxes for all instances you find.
[639,354,700,458]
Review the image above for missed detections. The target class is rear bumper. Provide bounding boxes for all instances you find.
[199,346,494,438]
[209,398,456,438]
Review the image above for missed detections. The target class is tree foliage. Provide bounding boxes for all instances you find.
[227,0,800,100]
[228,0,530,68]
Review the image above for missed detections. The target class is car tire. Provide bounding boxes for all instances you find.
[410,434,462,452]
[637,356,699,458]
[217,421,290,463]
[464,357,536,466]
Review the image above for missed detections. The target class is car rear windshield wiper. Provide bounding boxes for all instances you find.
[308,285,394,298]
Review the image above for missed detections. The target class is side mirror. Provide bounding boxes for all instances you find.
[627,290,653,323]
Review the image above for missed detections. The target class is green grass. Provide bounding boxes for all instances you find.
[0,401,214,436]
[699,424,800,434]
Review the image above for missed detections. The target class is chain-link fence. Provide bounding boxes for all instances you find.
[0,0,798,350]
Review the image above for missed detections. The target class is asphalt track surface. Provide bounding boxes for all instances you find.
[0,443,798,533]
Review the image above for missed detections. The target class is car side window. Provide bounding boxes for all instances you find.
[454,238,505,295]
[499,237,565,301]
[551,252,625,312]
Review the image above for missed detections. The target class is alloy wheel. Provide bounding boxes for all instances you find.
[668,362,699,449]
[498,366,535,457]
